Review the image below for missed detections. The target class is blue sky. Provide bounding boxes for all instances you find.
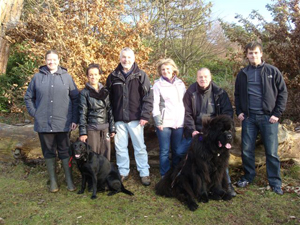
[210,0,274,23]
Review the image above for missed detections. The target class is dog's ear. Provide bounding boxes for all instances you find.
[88,151,94,161]
[83,142,92,153]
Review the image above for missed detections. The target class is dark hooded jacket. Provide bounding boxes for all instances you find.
[106,62,153,122]
[24,65,79,132]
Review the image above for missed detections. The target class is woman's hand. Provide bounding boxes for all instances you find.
[157,125,163,131]
[70,123,77,130]
[79,135,88,142]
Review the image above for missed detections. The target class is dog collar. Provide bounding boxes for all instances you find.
[198,135,203,142]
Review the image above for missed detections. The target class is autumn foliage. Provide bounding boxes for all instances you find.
[5,0,152,88]
[220,0,300,120]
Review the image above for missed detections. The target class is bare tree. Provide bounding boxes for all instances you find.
[125,0,230,77]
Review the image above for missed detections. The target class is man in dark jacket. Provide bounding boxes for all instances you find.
[106,47,153,186]
[182,67,236,196]
[235,41,288,195]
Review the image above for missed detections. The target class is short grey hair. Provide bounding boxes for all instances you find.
[197,67,211,75]
[120,47,135,60]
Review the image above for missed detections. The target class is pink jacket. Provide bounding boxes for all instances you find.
[152,77,186,128]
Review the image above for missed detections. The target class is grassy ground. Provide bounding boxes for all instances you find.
[0,160,299,225]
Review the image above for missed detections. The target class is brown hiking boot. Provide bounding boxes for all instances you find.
[141,176,151,186]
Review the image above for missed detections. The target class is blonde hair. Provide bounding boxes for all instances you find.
[157,58,179,77]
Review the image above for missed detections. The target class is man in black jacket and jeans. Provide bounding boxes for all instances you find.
[235,42,287,195]
[182,67,236,196]
[106,48,153,186]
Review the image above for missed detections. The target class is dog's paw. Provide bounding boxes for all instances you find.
[198,193,209,203]
[222,193,232,201]
[91,195,97,200]
[107,191,117,196]
[209,192,222,200]
[77,190,84,194]
[187,202,198,211]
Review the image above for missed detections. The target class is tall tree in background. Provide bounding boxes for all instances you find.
[220,0,300,119]
[5,0,152,86]
[125,0,231,77]
[0,0,24,74]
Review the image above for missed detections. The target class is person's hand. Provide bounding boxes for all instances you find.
[157,125,163,131]
[110,133,115,138]
[238,113,245,122]
[140,119,148,126]
[79,135,88,142]
[70,123,77,130]
[192,131,200,137]
[269,115,279,124]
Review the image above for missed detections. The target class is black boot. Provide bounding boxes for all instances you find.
[62,157,76,191]
[45,158,59,193]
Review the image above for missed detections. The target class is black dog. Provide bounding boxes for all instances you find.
[71,141,134,199]
[155,115,234,211]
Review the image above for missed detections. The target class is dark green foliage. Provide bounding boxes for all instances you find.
[0,44,37,112]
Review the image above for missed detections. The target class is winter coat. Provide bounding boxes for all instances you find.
[24,65,79,132]
[234,63,288,118]
[183,82,233,137]
[78,83,116,136]
[106,62,153,122]
[152,76,186,128]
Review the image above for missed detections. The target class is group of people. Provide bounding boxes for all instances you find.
[24,41,287,196]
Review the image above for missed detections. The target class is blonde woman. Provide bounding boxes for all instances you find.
[152,58,186,177]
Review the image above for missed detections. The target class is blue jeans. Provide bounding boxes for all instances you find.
[156,127,184,176]
[241,113,281,187]
[179,136,232,183]
[114,121,150,177]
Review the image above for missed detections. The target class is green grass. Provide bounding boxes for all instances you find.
[0,161,299,225]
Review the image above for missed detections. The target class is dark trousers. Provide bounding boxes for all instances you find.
[38,132,70,159]
[241,113,281,187]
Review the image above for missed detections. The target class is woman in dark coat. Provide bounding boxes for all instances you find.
[78,63,116,160]
[24,50,79,193]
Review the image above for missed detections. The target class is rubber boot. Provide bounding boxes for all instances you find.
[45,158,59,193]
[62,157,76,191]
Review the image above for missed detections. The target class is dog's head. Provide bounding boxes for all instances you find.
[203,115,234,151]
[71,141,91,160]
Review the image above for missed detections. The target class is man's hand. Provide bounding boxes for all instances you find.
[192,131,200,137]
[140,119,148,126]
[79,135,87,142]
[269,115,279,124]
[238,113,245,122]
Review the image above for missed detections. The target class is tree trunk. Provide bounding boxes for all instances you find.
[0,0,24,74]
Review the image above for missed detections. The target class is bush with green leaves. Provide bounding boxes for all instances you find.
[181,59,235,99]
[0,44,37,112]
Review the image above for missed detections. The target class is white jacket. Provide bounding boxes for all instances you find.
[152,77,186,128]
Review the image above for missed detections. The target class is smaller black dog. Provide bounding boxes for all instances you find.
[71,141,134,199]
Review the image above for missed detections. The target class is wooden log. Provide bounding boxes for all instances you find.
[0,122,299,166]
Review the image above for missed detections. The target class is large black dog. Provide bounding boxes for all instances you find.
[70,141,134,199]
[155,115,234,211]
